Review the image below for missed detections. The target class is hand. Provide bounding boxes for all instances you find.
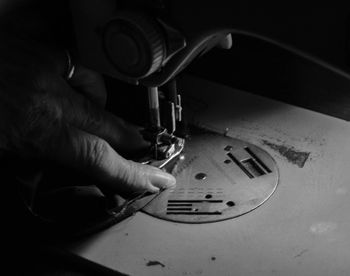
[0,37,176,195]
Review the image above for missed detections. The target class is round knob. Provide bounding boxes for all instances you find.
[103,11,166,78]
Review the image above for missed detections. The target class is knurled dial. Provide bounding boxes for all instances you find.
[103,11,166,79]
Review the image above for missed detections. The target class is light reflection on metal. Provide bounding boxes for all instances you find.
[143,127,279,223]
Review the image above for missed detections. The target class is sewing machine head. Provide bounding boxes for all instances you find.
[70,0,233,164]
[70,0,279,225]
[70,0,233,86]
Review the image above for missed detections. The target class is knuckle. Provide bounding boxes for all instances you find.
[122,160,146,190]
[85,137,109,169]
[25,94,62,137]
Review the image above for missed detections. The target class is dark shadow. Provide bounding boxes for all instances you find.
[187,33,350,121]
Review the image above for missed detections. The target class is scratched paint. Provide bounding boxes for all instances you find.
[293,249,309,258]
[262,140,310,168]
[146,260,166,268]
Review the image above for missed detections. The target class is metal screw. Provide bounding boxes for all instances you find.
[195,173,207,180]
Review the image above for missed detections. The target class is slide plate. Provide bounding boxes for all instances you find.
[143,128,279,223]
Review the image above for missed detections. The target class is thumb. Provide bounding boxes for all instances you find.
[120,160,177,194]
[51,126,176,194]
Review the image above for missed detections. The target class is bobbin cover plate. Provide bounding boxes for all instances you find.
[143,127,279,223]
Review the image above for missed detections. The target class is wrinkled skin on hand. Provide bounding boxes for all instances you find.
[0,37,176,195]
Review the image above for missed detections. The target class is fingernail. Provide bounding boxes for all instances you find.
[153,171,176,187]
[148,185,160,193]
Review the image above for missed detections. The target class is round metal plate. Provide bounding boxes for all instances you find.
[143,129,279,223]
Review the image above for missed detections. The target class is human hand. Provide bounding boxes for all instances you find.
[0,37,176,195]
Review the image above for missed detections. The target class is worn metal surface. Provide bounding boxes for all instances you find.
[65,75,350,275]
[143,129,279,223]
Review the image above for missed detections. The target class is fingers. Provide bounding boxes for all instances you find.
[67,64,107,108]
[35,73,176,195]
[123,161,177,193]
[51,126,176,194]
[41,75,149,155]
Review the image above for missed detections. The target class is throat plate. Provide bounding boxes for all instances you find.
[143,129,279,223]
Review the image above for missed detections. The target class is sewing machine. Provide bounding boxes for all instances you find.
[55,0,350,275]
[68,0,282,224]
